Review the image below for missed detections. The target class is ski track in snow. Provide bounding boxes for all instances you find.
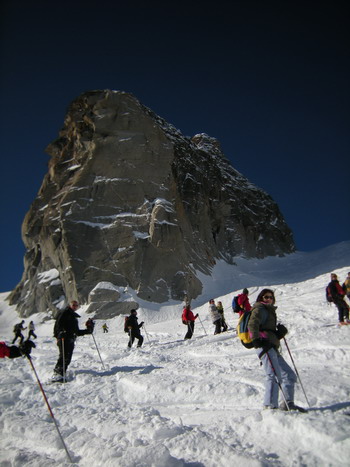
[1,253,350,466]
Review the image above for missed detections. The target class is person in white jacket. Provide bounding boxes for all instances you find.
[208,299,222,334]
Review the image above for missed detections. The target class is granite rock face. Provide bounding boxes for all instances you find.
[8,90,295,317]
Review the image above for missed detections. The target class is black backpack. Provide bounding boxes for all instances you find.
[326,286,333,303]
[53,310,64,338]
[124,316,130,333]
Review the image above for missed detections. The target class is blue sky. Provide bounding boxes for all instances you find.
[0,1,349,292]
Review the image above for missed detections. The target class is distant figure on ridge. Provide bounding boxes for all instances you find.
[182,303,199,339]
[327,273,350,325]
[209,299,222,335]
[102,323,109,333]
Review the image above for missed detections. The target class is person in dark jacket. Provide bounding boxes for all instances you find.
[126,309,144,348]
[182,304,199,339]
[12,320,26,344]
[52,301,92,382]
[328,273,349,324]
[248,289,306,412]
[216,301,228,331]
[85,318,95,334]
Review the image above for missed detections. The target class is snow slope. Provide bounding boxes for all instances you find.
[1,242,350,466]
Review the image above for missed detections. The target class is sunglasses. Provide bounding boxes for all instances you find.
[263,295,274,300]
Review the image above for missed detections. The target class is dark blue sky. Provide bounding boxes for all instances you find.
[1,1,349,292]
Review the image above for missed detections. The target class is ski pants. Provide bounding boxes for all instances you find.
[334,299,349,322]
[54,337,75,376]
[185,321,195,339]
[28,330,37,339]
[258,347,297,408]
[213,319,222,335]
[128,330,143,348]
[12,333,24,345]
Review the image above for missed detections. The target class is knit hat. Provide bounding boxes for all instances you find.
[243,288,248,295]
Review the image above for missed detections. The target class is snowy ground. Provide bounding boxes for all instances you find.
[1,242,350,466]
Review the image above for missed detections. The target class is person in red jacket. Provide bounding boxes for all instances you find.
[237,288,252,317]
[182,304,198,340]
[328,273,350,324]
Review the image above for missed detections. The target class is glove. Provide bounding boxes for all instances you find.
[195,314,199,318]
[19,340,36,356]
[252,338,264,349]
[276,323,288,339]
[139,321,144,327]
[252,338,272,350]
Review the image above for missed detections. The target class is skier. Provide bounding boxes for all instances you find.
[52,301,92,382]
[126,309,144,348]
[102,323,109,333]
[85,318,95,334]
[208,299,222,334]
[12,320,26,344]
[182,304,198,339]
[328,273,350,324]
[248,288,306,412]
[216,301,228,331]
[27,321,37,340]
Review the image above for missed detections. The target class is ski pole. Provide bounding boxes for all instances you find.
[91,334,105,370]
[283,337,311,408]
[197,315,208,336]
[61,337,66,384]
[26,355,73,463]
[264,350,290,411]
[143,324,150,344]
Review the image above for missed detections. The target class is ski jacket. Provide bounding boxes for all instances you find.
[237,294,251,312]
[29,322,35,331]
[248,302,280,348]
[0,342,10,358]
[343,278,350,295]
[182,307,197,322]
[14,322,25,333]
[53,307,88,339]
[209,304,221,323]
[328,280,345,302]
[126,315,142,332]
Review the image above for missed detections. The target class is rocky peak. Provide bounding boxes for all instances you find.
[8,90,295,318]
